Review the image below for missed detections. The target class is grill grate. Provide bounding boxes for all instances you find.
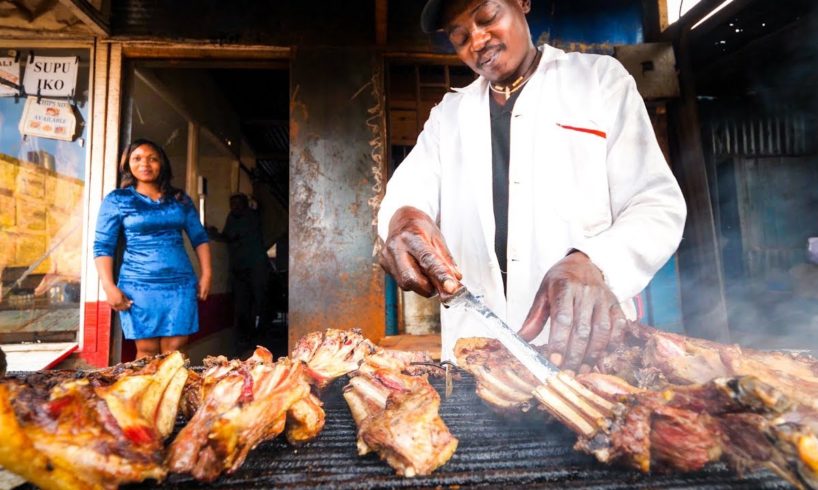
[13,374,791,489]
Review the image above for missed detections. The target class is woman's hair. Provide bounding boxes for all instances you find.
[119,139,183,201]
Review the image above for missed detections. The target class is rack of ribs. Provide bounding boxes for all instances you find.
[292,328,457,475]
[167,347,320,482]
[576,374,818,489]
[597,322,818,417]
[455,333,818,489]
[290,328,377,389]
[342,350,458,477]
[0,352,188,490]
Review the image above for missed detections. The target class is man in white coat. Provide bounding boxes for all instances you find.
[377,0,687,371]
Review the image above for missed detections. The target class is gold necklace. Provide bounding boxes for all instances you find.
[489,50,542,100]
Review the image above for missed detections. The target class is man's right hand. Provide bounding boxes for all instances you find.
[103,284,133,311]
[379,206,462,298]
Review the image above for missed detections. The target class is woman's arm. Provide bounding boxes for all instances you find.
[94,256,132,310]
[93,194,131,311]
[180,193,212,300]
[195,243,212,301]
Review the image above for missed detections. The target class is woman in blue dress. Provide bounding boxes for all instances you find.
[94,139,212,359]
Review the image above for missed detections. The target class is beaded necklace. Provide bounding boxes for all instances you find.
[488,49,542,100]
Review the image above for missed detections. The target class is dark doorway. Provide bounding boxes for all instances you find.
[117,61,289,363]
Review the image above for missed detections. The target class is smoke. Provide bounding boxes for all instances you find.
[675,7,818,353]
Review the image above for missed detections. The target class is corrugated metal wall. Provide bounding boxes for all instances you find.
[704,103,818,280]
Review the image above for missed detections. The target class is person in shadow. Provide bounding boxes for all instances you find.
[210,194,270,349]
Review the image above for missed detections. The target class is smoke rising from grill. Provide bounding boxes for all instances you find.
[672,3,818,352]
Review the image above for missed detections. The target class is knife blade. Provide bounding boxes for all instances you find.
[443,286,560,384]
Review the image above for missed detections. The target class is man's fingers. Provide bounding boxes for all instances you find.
[434,237,462,280]
[394,251,435,297]
[414,246,458,295]
[547,282,574,366]
[518,290,549,342]
[583,301,613,367]
[383,209,459,296]
[384,237,436,296]
[608,302,628,347]
[562,288,594,371]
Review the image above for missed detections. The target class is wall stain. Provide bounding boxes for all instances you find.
[363,60,387,260]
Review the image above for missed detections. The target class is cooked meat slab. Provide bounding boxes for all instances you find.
[343,351,458,476]
[455,332,818,489]
[0,352,188,490]
[167,347,317,482]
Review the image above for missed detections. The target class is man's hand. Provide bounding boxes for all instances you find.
[379,206,462,298]
[517,251,627,372]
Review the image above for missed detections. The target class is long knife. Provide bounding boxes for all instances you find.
[442,286,560,383]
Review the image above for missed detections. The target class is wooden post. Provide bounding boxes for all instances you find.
[668,28,730,341]
[186,121,199,200]
[375,0,388,46]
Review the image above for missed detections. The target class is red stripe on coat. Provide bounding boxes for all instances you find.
[556,123,607,139]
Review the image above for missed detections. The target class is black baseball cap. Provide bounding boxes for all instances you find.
[420,0,447,33]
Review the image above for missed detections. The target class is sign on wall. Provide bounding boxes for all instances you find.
[18,96,77,142]
[0,56,20,97]
[22,56,79,98]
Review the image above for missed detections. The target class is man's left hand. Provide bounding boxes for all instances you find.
[517,251,627,372]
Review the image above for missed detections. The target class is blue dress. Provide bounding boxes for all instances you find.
[93,187,209,340]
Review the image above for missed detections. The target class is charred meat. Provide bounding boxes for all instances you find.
[291,328,377,389]
[285,392,326,444]
[167,347,317,482]
[0,352,188,490]
[343,355,458,476]
[456,335,818,489]
[576,374,818,490]
[597,323,818,419]
[454,337,541,415]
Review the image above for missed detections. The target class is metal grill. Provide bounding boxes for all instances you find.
[92,375,791,489]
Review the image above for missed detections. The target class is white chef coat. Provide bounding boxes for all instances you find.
[377,44,687,362]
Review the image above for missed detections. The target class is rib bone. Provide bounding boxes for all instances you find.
[532,373,616,438]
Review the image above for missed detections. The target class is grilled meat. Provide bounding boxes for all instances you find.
[577,374,818,489]
[0,352,188,490]
[597,323,818,420]
[291,328,377,389]
[456,335,818,489]
[454,337,541,415]
[343,356,458,476]
[363,347,436,376]
[285,392,325,444]
[167,347,315,482]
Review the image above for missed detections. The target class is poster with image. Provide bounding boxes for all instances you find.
[18,97,77,142]
[0,56,20,97]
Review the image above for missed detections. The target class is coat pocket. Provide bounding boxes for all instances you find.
[551,121,611,236]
